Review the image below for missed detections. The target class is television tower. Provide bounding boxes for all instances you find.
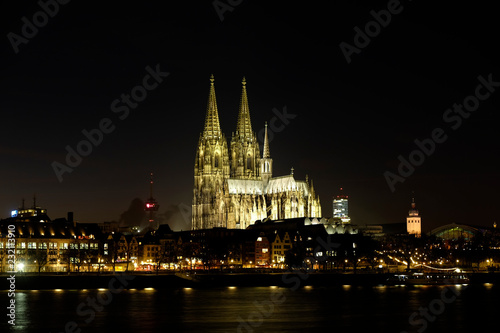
[145,172,160,230]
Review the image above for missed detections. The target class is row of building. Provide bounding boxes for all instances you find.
[0,205,369,273]
[3,194,498,273]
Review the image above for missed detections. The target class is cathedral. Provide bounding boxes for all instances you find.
[192,75,322,230]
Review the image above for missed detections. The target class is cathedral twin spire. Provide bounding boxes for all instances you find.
[202,74,222,142]
[202,75,255,143]
[236,77,254,142]
[200,75,264,179]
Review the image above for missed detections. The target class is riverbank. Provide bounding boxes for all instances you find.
[3,271,500,290]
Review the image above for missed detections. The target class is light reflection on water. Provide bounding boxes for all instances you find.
[4,284,498,333]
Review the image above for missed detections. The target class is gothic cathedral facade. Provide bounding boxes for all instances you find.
[192,75,321,230]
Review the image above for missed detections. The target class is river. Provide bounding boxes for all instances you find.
[5,283,498,332]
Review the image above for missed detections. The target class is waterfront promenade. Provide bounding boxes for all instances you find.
[3,271,500,290]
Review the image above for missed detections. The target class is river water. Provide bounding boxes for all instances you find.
[5,283,498,332]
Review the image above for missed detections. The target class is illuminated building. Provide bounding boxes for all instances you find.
[332,188,350,223]
[406,196,421,237]
[137,231,161,269]
[0,215,102,273]
[105,233,139,272]
[192,76,322,230]
[255,233,270,267]
[270,231,291,268]
[10,196,48,222]
[429,223,478,241]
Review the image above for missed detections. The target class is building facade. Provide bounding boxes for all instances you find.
[255,232,270,267]
[192,76,322,230]
[0,217,103,273]
[270,231,292,268]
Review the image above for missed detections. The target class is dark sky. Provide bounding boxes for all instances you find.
[1,1,499,232]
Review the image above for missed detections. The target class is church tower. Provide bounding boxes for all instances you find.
[406,195,421,237]
[230,77,261,180]
[192,75,230,229]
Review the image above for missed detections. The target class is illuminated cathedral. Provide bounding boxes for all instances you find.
[192,75,322,230]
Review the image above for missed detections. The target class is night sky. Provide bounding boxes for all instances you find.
[1,1,499,232]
